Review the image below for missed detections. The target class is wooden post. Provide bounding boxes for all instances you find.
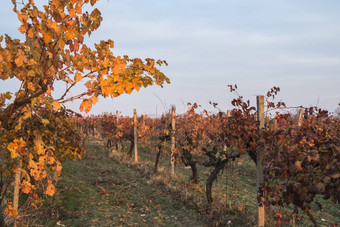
[298,109,303,127]
[170,105,176,176]
[292,108,304,227]
[116,110,120,153]
[13,159,22,215]
[142,114,146,128]
[273,119,277,130]
[134,109,138,162]
[256,95,265,227]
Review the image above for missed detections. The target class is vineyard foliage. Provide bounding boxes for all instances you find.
[79,86,339,225]
[0,0,169,221]
[0,0,338,225]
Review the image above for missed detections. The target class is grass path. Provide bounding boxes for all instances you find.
[46,143,204,227]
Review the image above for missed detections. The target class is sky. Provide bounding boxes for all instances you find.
[1,0,339,117]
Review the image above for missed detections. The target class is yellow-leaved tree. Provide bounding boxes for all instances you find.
[0,0,169,223]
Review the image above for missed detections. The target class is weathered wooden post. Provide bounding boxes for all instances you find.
[292,108,304,227]
[13,160,22,215]
[134,109,138,162]
[142,114,146,128]
[256,95,265,227]
[298,109,303,127]
[170,105,176,176]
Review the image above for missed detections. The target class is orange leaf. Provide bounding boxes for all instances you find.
[47,20,60,33]
[21,180,32,194]
[4,202,18,219]
[90,95,98,105]
[75,5,82,14]
[74,72,82,82]
[79,99,92,113]
[17,12,29,23]
[113,58,126,75]
[7,139,26,159]
[74,39,79,52]
[42,30,53,44]
[14,49,27,67]
[18,25,26,34]
[27,70,35,77]
[55,161,62,176]
[53,101,61,111]
[58,39,65,50]
[27,82,35,91]
[34,138,45,155]
[45,181,55,196]
[65,31,74,40]
[46,87,52,96]
[69,8,77,18]
[27,28,34,38]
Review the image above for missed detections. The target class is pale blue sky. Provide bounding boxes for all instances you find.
[1,0,339,116]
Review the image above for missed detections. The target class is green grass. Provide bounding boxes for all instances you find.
[31,143,204,226]
[28,140,339,226]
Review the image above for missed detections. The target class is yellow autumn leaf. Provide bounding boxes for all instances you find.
[79,99,92,113]
[34,136,45,155]
[65,31,74,40]
[58,39,65,50]
[46,87,52,96]
[113,58,126,75]
[4,202,18,219]
[75,5,82,14]
[91,0,98,7]
[74,39,79,52]
[48,20,60,33]
[69,8,77,18]
[14,49,27,67]
[55,161,62,176]
[17,12,29,23]
[47,156,55,165]
[7,139,26,159]
[28,159,38,170]
[8,144,19,159]
[53,101,61,111]
[38,157,46,167]
[28,70,35,77]
[90,95,98,105]
[41,119,49,125]
[27,28,34,38]
[27,82,35,91]
[42,30,53,44]
[21,180,32,194]
[18,25,26,34]
[74,73,82,82]
[45,180,55,196]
